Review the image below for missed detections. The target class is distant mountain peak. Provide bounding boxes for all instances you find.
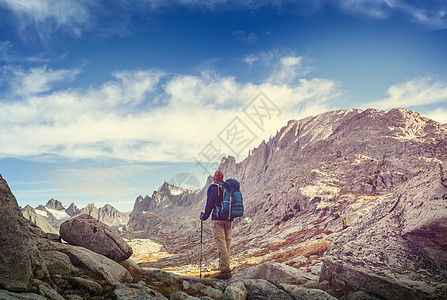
[66,202,80,217]
[44,198,65,210]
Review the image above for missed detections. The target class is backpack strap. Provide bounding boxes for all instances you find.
[212,182,224,214]
[212,182,223,196]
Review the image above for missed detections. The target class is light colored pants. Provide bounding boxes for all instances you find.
[212,220,233,273]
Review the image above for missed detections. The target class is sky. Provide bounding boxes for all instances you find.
[0,0,447,212]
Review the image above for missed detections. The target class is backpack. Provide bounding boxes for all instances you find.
[212,178,243,220]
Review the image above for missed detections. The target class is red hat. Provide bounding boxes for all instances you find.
[213,171,224,181]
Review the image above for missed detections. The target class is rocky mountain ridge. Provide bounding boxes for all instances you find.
[127,108,447,299]
[22,198,130,233]
[129,181,203,220]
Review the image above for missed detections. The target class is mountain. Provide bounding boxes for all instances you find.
[127,108,447,299]
[21,205,58,234]
[29,199,72,230]
[79,203,99,219]
[129,181,203,220]
[22,199,130,232]
[97,204,130,228]
[66,202,80,216]
[44,198,65,210]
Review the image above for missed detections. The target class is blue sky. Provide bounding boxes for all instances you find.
[1,0,447,211]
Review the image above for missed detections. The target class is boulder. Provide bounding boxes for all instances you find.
[120,259,145,282]
[0,289,46,299]
[0,174,46,292]
[114,283,167,300]
[68,277,102,296]
[169,291,200,300]
[222,281,247,300]
[52,242,132,285]
[145,269,226,299]
[43,232,61,242]
[59,214,133,262]
[242,279,293,300]
[320,164,447,299]
[40,251,79,276]
[236,261,318,286]
[279,284,337,300]
[36,282,65,300]
[344,290,386,300]
[186,281,222,299]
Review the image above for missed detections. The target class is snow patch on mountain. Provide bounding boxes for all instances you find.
[35,209,48,217]
[46,208,70,220]
[170,189,183,196]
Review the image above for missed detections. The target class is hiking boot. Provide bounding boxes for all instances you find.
[215,271,232,279]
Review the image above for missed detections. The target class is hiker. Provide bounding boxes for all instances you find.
[200,170,234,279]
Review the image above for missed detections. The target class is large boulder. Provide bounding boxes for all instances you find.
[236,261,318,286]
[59,214,133,262]
[50,242,133,285]
[242,279,293,300]
[320,164,447,299]
[40,250,79,276]
[279,284,337,300]
[68,277,103,296]
[0,289,46,299]
[0,174,46,292]
[222,281,247,300]
[114,283,167,300]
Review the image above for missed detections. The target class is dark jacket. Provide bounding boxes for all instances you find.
[202,180,234,221]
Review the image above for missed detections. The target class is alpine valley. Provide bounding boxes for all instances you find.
[3,107,447,299]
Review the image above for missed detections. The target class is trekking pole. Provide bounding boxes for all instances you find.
[200,218,203,278]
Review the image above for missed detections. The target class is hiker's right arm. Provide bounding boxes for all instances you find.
[202,185,215,221]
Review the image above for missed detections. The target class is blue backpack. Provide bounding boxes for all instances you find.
[212,178,243,220]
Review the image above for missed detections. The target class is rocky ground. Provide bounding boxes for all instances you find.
[2,108,447,299]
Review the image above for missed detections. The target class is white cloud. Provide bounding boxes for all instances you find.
[338,0,395,19]
[0,0,90,38]
[425,107,447,124]
[0,41,50,64]
[243,50,313,87]
[243,48,288,67]
[49,164,158,197]
[365,76,447,110]
[6,65,81,97]
[165,71,257,109]
[243,55,259,65]
[398,1,447,30]
[164,0,444,31]
[337,0,447,30]
[0,41,12,61]
[88,69,165,107]
[112,70,164,101]
[268,56,306,85]
[0,59,341,162]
